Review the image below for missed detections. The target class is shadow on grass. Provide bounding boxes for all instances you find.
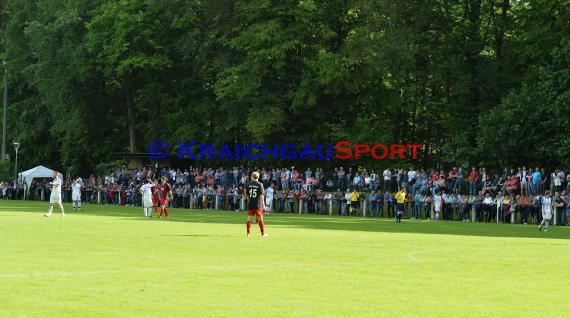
[3,200,570,240]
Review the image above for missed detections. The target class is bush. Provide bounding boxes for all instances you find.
[0,160,12,182]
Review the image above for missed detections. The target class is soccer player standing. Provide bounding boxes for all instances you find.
[71,177,83,211]
[45,171,65,218]
[140,179,155,218]
[159,177,172,219]
[245,172,268,237]
[539,190,553,232]
[152,181,160,216]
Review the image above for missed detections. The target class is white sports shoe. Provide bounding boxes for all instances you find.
[262,233,269,238]
[44,214,51,217]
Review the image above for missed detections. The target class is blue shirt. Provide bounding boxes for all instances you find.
[532,171,541,183]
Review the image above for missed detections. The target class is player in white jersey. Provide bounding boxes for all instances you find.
[539,190,553,232]
[433,192,442,221]
[139,179,155,218]
[264,182,275,215]
[45,171,65,217]
[71,177,83,211]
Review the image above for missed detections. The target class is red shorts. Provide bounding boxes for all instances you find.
[152,198,159,205]
[247,208,263,218]
[159,198,168,206]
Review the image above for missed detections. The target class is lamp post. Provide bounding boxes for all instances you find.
[2,61,7,161]
[13,142,20,188]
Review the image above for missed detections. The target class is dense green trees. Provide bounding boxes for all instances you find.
[0,0,568,175]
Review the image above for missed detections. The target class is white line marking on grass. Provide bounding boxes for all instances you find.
[0,268,166,280]
[406,251,423,263]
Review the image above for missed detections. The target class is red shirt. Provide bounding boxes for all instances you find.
[469,171,478,182]
[160,183,171,199]
[431,172,438,182]
[152,187,160,201]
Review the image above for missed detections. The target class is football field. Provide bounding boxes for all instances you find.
[1,201,569,318]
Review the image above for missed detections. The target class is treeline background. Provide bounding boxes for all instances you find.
[0,0,569,176]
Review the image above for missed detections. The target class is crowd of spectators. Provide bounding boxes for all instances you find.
[2,165,570,226]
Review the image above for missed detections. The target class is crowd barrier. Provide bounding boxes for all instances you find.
[6,188,566,225]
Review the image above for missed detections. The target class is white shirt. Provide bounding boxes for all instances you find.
[383,169,391,181]
[553,173,561,186]
[50,176,62,194]
[541,196,552,219]
[140,183,154,200]
[71,181,82,200]
[520,170,527,182]
[71,180,82,193]
[433,195,442,211]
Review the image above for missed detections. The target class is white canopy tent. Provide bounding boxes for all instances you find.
[18,165,58,188]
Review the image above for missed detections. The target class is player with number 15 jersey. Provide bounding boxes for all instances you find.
[245,172,268,237]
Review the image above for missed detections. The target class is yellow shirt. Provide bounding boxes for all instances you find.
[350,191,359,202]
[395,191,406,204]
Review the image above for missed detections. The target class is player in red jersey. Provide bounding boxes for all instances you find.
[245,171,268,237]
[152,180,160,217]
[159,176,172,219]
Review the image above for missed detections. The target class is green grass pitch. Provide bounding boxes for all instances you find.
[1,201,569,318]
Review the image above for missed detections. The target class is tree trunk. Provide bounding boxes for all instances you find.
[124,78,137,153]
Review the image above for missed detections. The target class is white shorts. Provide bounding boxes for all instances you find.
[72,192,81,201]
[50,192,62,204]
[143,197,153,208]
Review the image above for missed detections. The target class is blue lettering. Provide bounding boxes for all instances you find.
[235,144,241,160]
[317,144,333,159]
[199,144,215,159]
[217,144,235,160]
[298,144,316,160]
[178,141,197,159]
[261,144,278,159]
[280,144,297,160]
[243,144,259,159]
